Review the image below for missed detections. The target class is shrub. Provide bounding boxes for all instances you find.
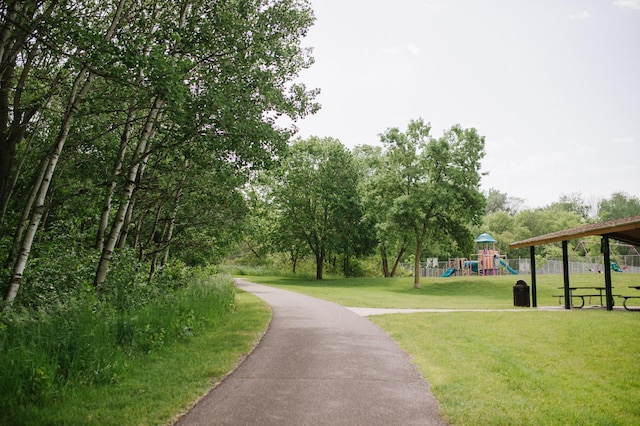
[0,267,236,421]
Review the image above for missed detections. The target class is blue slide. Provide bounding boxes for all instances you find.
[440,267,457,277]
[499,258,519,275]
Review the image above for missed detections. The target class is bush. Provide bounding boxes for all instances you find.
[0,267,236,421]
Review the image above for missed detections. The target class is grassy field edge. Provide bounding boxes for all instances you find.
[17,291,272,426]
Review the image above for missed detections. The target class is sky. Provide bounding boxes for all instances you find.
[291,0,640,210]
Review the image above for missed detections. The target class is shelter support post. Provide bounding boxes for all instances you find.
[562,240,570,310]
[529,245,537,307]
[602,236,613,311]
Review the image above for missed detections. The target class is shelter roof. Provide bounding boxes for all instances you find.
[509,215,640,249]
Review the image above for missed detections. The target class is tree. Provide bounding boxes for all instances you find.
[548,192,591,220]
[355,144,413,277]
[2,0,319,308]
[377,119,486,289]
[485,188,524,216]
[269,137,365,280]
[598,192,640,221]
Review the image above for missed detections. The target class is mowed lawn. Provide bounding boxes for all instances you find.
[243,273,640,425]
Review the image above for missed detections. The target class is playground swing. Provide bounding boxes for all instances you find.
[577,240,637,273]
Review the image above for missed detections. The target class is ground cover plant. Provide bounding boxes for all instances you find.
[0,272,271,425]
[242,273,640,425]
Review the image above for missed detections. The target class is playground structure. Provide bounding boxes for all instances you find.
[571,240,640,273]
[441,233,518,277]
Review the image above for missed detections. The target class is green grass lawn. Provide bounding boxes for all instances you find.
[242,272,640,309]
[243,273,640,425]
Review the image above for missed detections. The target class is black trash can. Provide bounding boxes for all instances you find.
[513,280,530,307]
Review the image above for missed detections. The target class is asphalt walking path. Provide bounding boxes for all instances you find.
[175,279,446,425]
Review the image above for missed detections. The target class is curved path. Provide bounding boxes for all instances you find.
[175,279,446,425]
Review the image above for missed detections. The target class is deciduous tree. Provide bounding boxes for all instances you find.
[377,119,486,289]
[269,137,365,279]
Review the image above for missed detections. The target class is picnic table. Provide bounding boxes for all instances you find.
[554,286,617,308]
[618,286,640,311]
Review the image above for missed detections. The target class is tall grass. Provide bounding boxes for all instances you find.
[0,267,237,424]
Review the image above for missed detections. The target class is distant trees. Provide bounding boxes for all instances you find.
[598,192,640,221]
[266,137,372,279]
[360,119,486,288]
[485,188,524,216]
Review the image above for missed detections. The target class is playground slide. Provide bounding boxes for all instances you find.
[440,267,457,277]
[499,258,519,275]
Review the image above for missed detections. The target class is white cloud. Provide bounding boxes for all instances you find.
[610,136,635,145]
[407,43,421,56]
[569,11,590,19]
[422,2,444,11]
[613,0,640,10]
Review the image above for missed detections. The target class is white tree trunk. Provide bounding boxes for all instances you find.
[93,96,164,292]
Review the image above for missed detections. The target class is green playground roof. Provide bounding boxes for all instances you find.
[509,215,640,249]
[475,233,496,243]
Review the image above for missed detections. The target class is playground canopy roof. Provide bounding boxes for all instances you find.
[510,215,640,249]
[475,233,496,243]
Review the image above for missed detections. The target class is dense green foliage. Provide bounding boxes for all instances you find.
[1,0,318,307]
[0,269,237,422]
[266,137,373,279]
[1,1,637,420]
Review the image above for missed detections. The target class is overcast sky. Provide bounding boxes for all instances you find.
[292,0,640,210]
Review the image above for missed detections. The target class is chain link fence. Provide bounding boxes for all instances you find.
[419,256,640,277]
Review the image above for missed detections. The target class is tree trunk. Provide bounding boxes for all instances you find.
[413,238,422,289]
[4,154,47,269]
[117,190,137,249]
[94,96,163,292]
[315,251,324,280]
[3,69,95,309]
[380,246,390,277]
[390,245,407,277]
[96,103,135,250]
[161,184,184,267]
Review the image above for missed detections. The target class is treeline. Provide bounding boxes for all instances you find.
[239,119,488,288]
[235,133,640,280]
[0,0,318,309]
[478,190,640,260]
[1,0,318,417]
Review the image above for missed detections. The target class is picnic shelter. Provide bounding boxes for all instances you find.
[509,215,640,311]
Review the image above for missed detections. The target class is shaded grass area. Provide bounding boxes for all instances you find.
[241,273,640,425]
[242,273,640,309]
[372,311,640,425]
[11,292,271,426]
